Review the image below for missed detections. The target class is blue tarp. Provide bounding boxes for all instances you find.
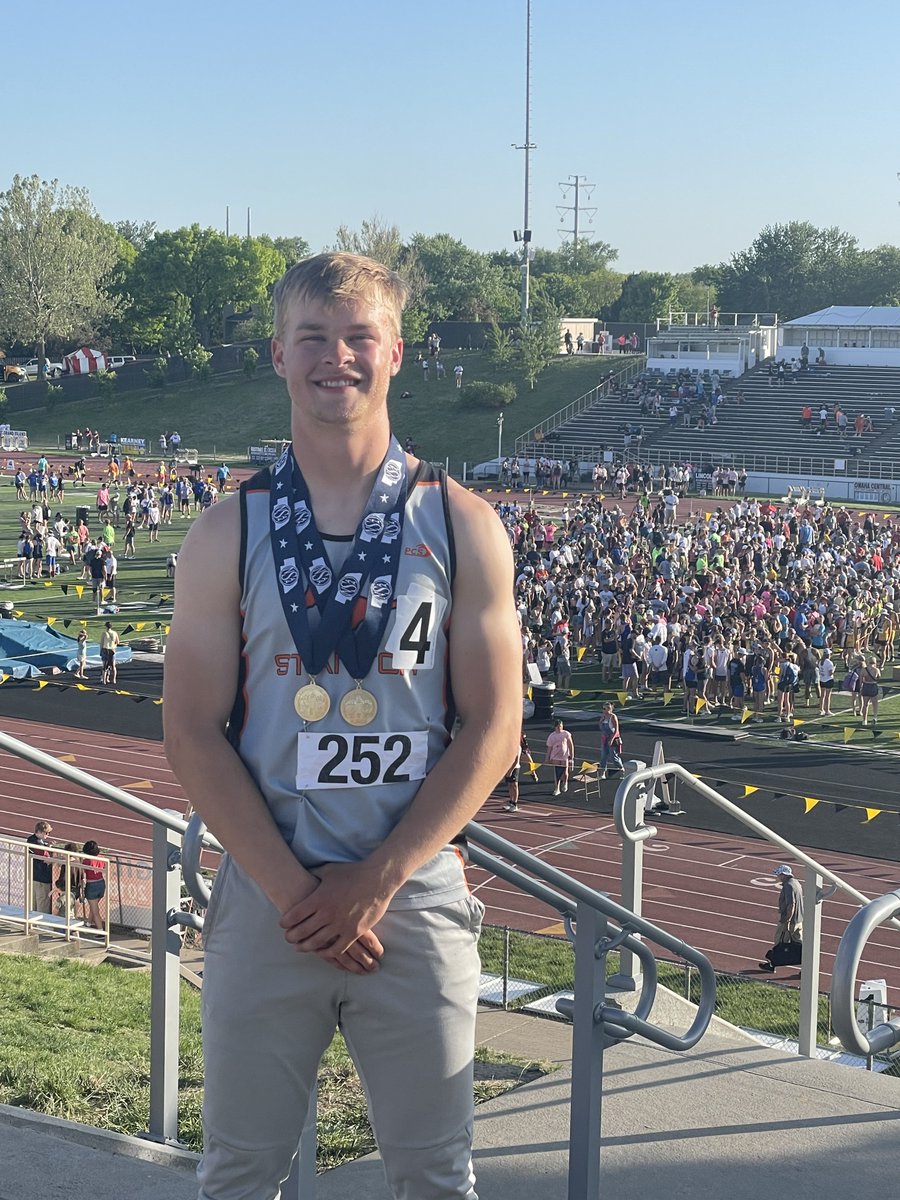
[0,620,132,676]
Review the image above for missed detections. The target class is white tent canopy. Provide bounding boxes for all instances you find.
[784,306,900,329]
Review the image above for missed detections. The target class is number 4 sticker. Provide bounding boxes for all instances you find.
[385,587,447,670]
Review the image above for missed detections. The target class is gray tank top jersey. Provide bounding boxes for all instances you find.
[229,460,468,910]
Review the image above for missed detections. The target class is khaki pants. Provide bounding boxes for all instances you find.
[198,858,483,1200]
[31,880,53,914]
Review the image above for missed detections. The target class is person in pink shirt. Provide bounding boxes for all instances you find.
[545,718,574,796]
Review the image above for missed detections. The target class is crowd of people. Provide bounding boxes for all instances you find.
[26,819,107,930]
[498,484,897,728]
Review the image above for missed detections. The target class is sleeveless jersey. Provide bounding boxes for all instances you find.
[229,460,466,910]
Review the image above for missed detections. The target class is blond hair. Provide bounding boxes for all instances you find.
[272,252,408,340]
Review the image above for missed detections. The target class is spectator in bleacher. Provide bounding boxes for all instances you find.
[26,820,54,915]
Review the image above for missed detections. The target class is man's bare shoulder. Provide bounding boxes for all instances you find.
[181,494,241,547]
[444,477,504,540]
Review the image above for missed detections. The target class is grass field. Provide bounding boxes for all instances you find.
[0,953,549,1161]
[10,350,620,473]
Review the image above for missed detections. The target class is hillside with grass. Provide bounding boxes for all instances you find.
[13,352,621,471]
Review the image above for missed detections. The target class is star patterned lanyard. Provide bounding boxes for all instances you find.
[270,436,407,683]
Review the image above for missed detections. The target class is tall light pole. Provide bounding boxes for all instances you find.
[511,0,536,321]
[497,412,504,468]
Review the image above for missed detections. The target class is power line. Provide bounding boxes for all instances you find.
[557,175,596,263]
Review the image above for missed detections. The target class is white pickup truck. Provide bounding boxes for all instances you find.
[23,357,64,379]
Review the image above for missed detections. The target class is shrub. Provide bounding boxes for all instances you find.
[186,344,213,383]
[144,357,169,389]
[461,380,516,410]
[95,370,117,400]
[487,321,515,367]
[243,346,260,378]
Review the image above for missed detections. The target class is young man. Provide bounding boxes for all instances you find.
[164,253,521,1200]
[100,622,120,684]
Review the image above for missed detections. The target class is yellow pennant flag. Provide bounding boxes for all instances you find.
[792,718,804,727]
[865,808,881,823]
[36,681,47,690]
[569,688,581,698]
[0,674,7,685]
[153,698,164,706]
[580,760,598,773]
[804,797,820,814]
[740,707,752,724]
[617,692,629,705]
[843,727,855,744]
[14,611,23,618]
[75,586,84,598]
[541,490,548,496]
[485,488,493,494]
[47,617,56,626]
[75,684,89,691]
[598,493,605,500]
[743,785,758,797]
[136,622,146,631]
[526,760,539,776]
[704,512,711,520]
[79,620,87,628]
[526,686,533,700]
[662,691,674,706]
[695,697,706,714]
[576,646,586,662]
[43,581,52,588]
[164,625,170,635]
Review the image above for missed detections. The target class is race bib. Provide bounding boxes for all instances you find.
[384,585,447,671]
[297,730,428,790]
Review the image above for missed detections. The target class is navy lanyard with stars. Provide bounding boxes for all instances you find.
[269,436,407,680]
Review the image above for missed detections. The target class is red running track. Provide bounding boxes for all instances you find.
[0,714,897,994]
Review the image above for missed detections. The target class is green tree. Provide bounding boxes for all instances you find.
[127,226,285,347]
[609,272,680,323]
[411,233,519,322]
[517,297,563,388]
[714,222,863,320]
[333,215,427,334]
[115,219,157,252]
[269,235,310,269]
[530,238,618,277]
[486,320,515,367]
[0,174,121,375]
[858,245,900,305]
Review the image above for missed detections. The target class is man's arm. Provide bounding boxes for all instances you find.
[163,498,381,972]
[282,479,522,955]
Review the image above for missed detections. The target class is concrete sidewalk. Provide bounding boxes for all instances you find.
[2,1003,899,1199]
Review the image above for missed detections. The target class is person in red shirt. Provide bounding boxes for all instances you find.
[80,840,106,930]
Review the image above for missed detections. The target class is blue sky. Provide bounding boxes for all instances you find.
[12,0,900,273]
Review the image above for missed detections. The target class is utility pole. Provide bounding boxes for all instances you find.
[511,0,536,321]
[247,207,251,239]
[225,206,230,237]
[557,175,596,266]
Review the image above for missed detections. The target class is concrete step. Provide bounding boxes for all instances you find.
[316,1031,900,1200]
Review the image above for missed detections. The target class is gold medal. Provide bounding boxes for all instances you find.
[294,682,331,722]
[339,686,378,727]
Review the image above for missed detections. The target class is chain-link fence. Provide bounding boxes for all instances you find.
[478,924,900,1073]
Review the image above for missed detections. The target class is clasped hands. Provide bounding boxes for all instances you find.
[279,861,389,975]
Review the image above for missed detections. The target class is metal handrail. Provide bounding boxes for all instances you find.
[614,763,900,931]
[0,726,717,1200]
[831,891,900,1057]
[463,821,715,1051]
[0,728,223,853]
[514,358,646,455]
